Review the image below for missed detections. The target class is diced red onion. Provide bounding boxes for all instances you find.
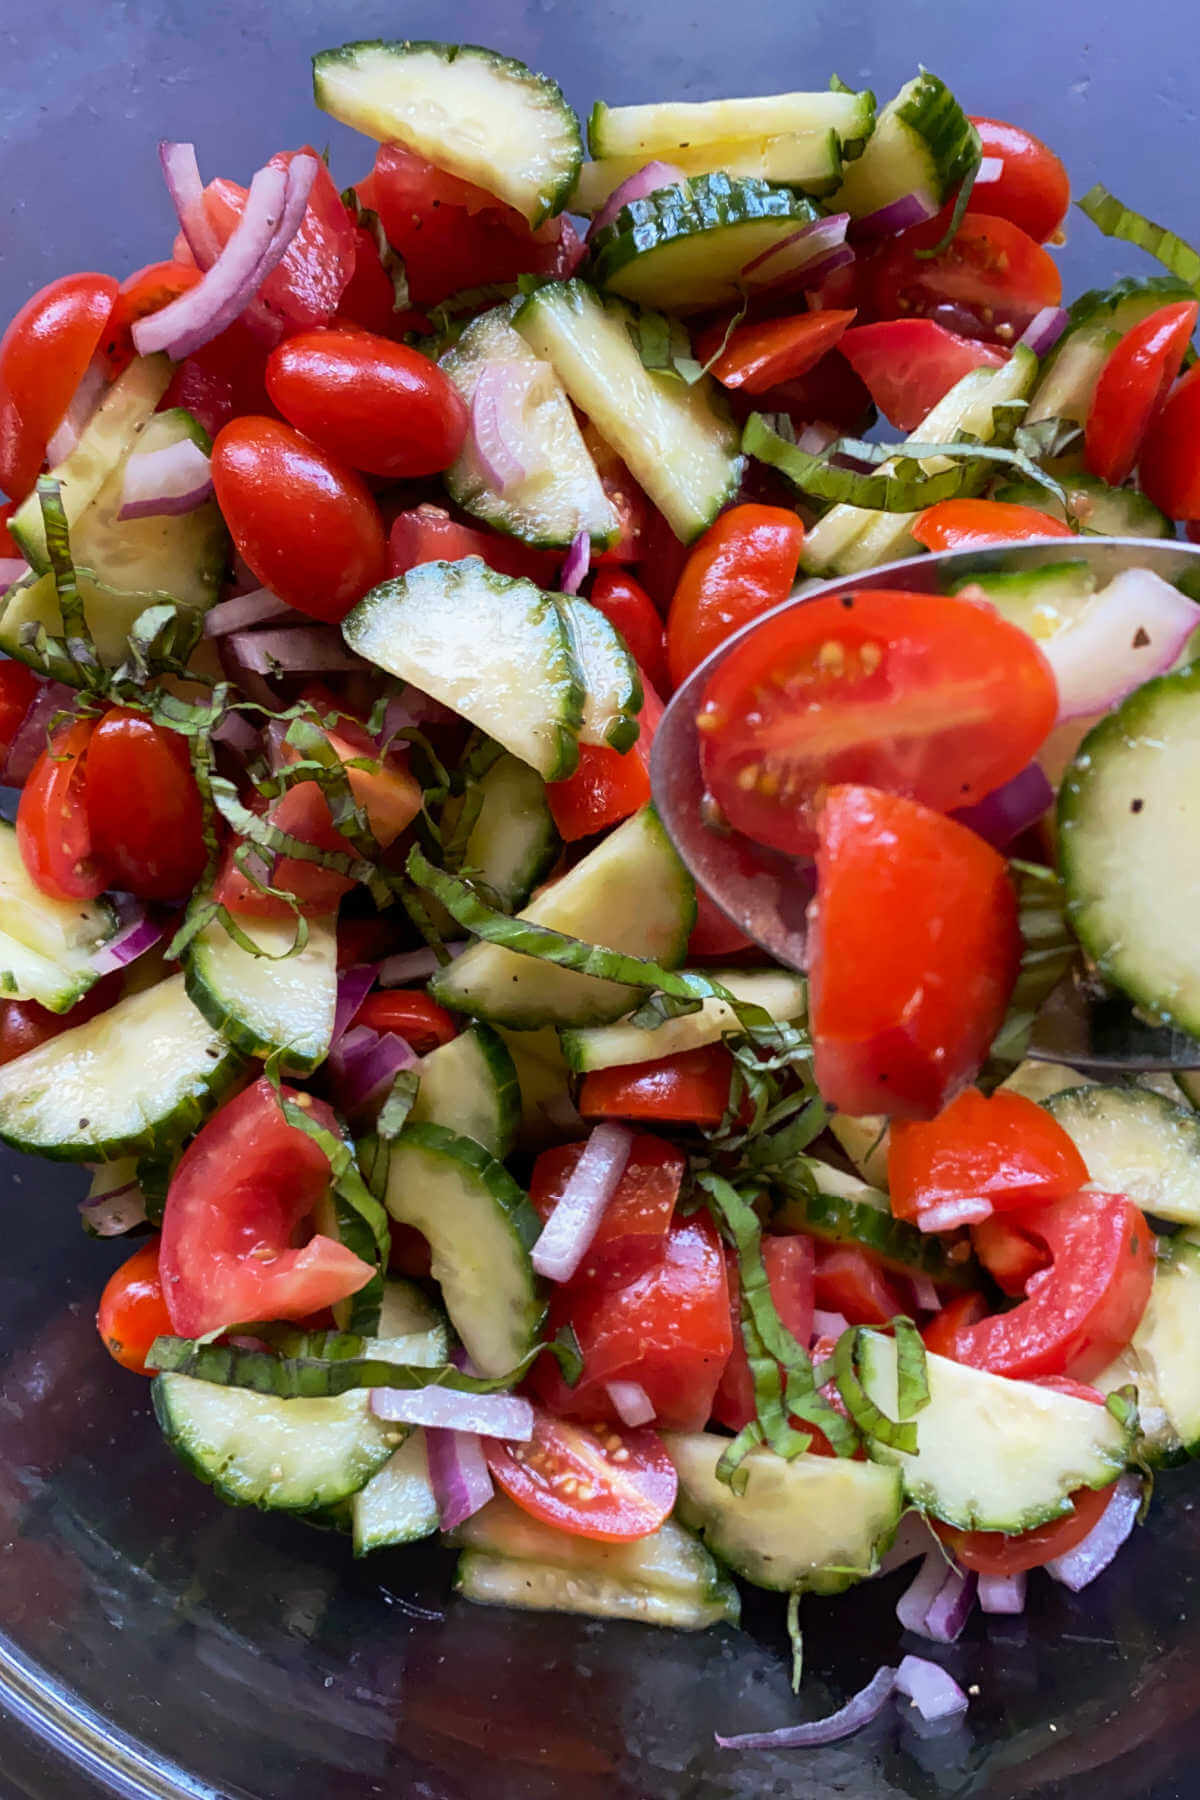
[211,709,260,757]
[1044,1474,1142,1591]
[894,1655,969,1725]
[811,1308,850,1342]
[898,1550,977,1642]
[531,1122,634,1282]
[1044,567,1200,722]
[953,763,1055,848]
[918,1198,993,1234]
[159,140,222,268]
[977,1569,1028,1614]
[91,911,166,975]
[606,1380,656,1426]
[1018,305,1070,357]
[741,212,849,281]
[78,1181,148,1237]
[225,626,363,676]
[875,1511,940,1577]
[426,1427,495,1531]
[370,1384,534,1437]
[795,424,837,455]
[559,530,589,596]
[218,632,279,711]
[378,684,459,744]
[118,437,213,520]
[46,355,111,467]
[0,560,29,595]
[588,161,688,236]
[716,1665,898,1750]
[3,679,76,785]
[470,360,535,494]
[328,1026,419,1118]
[911,1275,941,1314]
[853,192,940,238]
[378,943,467,986]
[204,588,294,637]
[331,965,377,1047]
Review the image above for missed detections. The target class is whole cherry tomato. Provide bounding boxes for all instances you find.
[966,118,1072,244]
[85,708,209,901]
[97,1237,174,1376]
[0,273,118,502]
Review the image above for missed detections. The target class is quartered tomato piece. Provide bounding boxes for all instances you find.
[0,272,118,503]
[388,504,561,587]
[1085,300,1198,486]
[838,319,1008,432]
[587,569,670,696]
[936,1478,1117,1576]
[546,674,662,841]
[196,147,357,331]
[16,718,108,902]
[869,214,1062,342]
[813,1242,909,1326]
[529,1133,685,1283]
[912,497,1074,551]
[1139,362,1200,520]
[212,779,356,918]
[334,223,430,340]
[888,1086,1090,1227]
[971,1214,1051,1296]
[483,1409,677,1541]
[578,1044,735,1128]
[667,503,805,689]
[105,261,202,374]
[966,118,1072,244]
[355,990,458,1056]
[695,308,857,393]
[160,318,274,437]
[922,1289,989,1356]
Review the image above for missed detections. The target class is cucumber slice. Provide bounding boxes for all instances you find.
[441,752,560,912]
[153,1374,400,1512]
[342,560,583,781]
[944,560,1097,640]
[0,971,244,1161]
[827,1112,891,1188]
[560,966,806,1072]
[384,1121,544,1375]
[9,355,172,570]
[1029,276,1199,426]
[991,473,1173,538]
[515,280,741,543]
[998,1058,1093,1105]
[668,1433,902,1593]
[1106,1232,1200,1460]
[375,1275,450,1355]
[772,1169,976,1287]
[352,1429,440,1554]
[0,818,115,1012]
[0,568,185,671]
[451,1495,739,1628]
[1060,667,1200,1037]
[313,40,580,226]
[859,1334,1131,1531]
[409,1022,521,1158]
[557,596,642,752]
[1094,1343,1181,1469]
[590,174,820,313]
[1044,1084,1200,1226]
[588,86,874,160]
[183,913,337,1075]
[439,306,619,550]
[573,132,844,213]
[431,806,695,1029]
[833,71,977,220]
[496,1025,576,1149]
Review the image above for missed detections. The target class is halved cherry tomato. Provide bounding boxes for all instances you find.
[0,970,122,1067]
[529,1133,685,1283]
[913,496,1074,552]
[212,778,356,918]
[211,416,386,623]
[686,886,755,959]
[698,589,1058,857]
[546,673,662,841]
[838,319,1008,431]
[922,1289,988,1357]
[388,504,560,587]
[972,1213,1050,1296]
[0,660,38,779]
[888,1086,1090,1226]
[633,501,692,611]
[809,787,1021,1118]
[355,990,457,1056]
[870,214,1062,343]
[581,424,650,564]
[159,1077,375,1336]
[578,1043,734,1127]
[0,273,118,503]
[334,224,430,340]
[945,1191,1154,1380]
[936,1477,1116,1577]
[1139,362,1200,520]
[712,1234,815,1431]
[104,262,201,375]
[483,1409,677,1542]
[85,708,208,901]
[265,329,468,478]
[966,119,1072,245]
[97,1237,173,1376]
[695,309,857,393]
[813,1242,908,1326]
[587,569,669,697]
[667,504,805,690]
[1085,300,1199,486]
[195,148,357,330]
[17,717,107,901]
[160,318,274,438]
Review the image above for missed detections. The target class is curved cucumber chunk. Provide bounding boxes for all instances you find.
[0,568,190,671]
[409,1022,521,1158]
[0,818,115,1012]
[827,1112,891,1188]
[773,1167,976,1287]
[992,472,1172,538]
[1045,1084,1200,1226]
[1102,1232,1200,1462]
[560,966,805,1072]
[343,560,583,781]
[573,133,843,212]
[668,1432,902,1594]
[432,806,695,1029]
[374,1276,450,1358]
[557,596,642,751]
[184,912,337,1074]
[442,751,560,913]
[588,86,874,160]
[833,71,976,219]
[496,1025,576,1150]
[859,1334,1131,1531]
[944,561,1097,641]
[353,1429,440,1554]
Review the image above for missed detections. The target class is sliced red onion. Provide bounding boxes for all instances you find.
[795,424,838,455]
[204,588,294,637]
[716,1665,898,1751]
[211,708,261,757]
[331,965,377,1047]
[1045,567,1200,722]
[1044,1474,1142,1591]
[378,943,467,986]
[470,360,533,494]
[898,1550,977,1643]
[3,679,76,785]
[974,157,1004,186]
[91,911,167,975]
[811,1308,850,1342]
[328,1026,419,1118]
[159,140,222,267]
[370,1384,534,1437]
[377,684,459,743]
[225,626,363,676]
[894,1655,969,1725]
[118,437,213,520]
[876,1511,940,1577]
[0,559,29,595]
[78,1181,148,1237]
[911,1275,941,1314]
[1018,305,1070,357]
[588,160,687,236]
[531,1122,634,1282]
[918,1198,993,1234]
[218,632,280,711]
[741,212,849,281]
[559,530,590,596]
[953,763,1054,848]
[46,355,111,467]
[426,1427,494,1531]
[977,1569,1028,1614]
[606,1380,656,1426]
[853,192,940,238]
[787,244,856,294]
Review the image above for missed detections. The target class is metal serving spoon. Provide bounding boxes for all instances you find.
[649,535,1200,1075]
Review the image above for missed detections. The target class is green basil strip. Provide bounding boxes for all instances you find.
[148,1335,550,1400]
[36,479,102,685]
[1077,185,1200,292]
[743,413,966,511]
[893,1316,931,1422]
[742,1309,812,1461]
[912,126,983,260]
[716,1419,765,1494]
[340,188,411,311]
[832,1327,918,1453]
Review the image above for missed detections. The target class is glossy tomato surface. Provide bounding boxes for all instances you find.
[483,1410,677,1541]
[97,1238,172,1376]
[85,709,208,901]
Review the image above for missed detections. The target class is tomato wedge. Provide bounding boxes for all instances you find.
[85,707,209,901]
[0,272,118,503]
[813,1242,910,1326]
[159,1078,375,1337]
[355,990,458,1056]
[869,213,1062,342]
[711,1235,816,1431]
[966,119,1071,244]
[667,503,805,689]
[888,1086,1090,1226]
[16,718,109,901]
[698,589,1058,857]
[578,1043,734,1127]
[197,148,357,330]
[483,1410,677,1541]
[838,320,1008,432]
[211,779,355,919]
[104,261,202,374]
[922,1289,988,1356]
[1139,363,1200,520]
[529,1133,685,1283]
[388,504,560,587]
[971,1214,1050,1296]
[587,569,669,697]
[695,308,857,392]
[936,1477,1116,1576]
[546,673,662,841]
[97,1237,173,1376]
[1085,300,1198,486]
[912,497,1074,552]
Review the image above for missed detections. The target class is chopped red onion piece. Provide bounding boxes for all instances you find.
[716,1665,898,1750]
[46,355,111,467]
[853,192,940,238]
[378,684,458,744]
[370,1385,534,1437]
[898,1550,977,1642]
[977,1569,1028,1614]
[426,1427,495,1531]
[918,1197,993,1233]
[606,1380,656,1426]
[91,912,167,975]
[378,944,467,986]
[1044,1474,1142,1591]
[782,244,855,295]
[811,1308,850,1342]
[159,140,222,267]
[559,530,590,596]
[225,626,363,676]
[118,437,213,520]
[1017,305,1069,356]
[331,965,377,1047]
[741,212,849,281]
[211,709,260,757]
[328,1026,419,1119]
[470,360,536,494]
[218,633,280,711]
[911,1275,941,1314]
[79,1182,148,1237]
[588,160,688,236]
[3,679,76,785]
[204,588,294,637]
[0,559,29,595]
[531,1122,634,1282]
[875,1511,939,1577]
[974,157,1004,185]
[953,763,1055,849]
[795,423,838,455]
[894,1655,970,1725]
[1045,567,1200,722]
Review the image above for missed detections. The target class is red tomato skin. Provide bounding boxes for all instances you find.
[85,708,208,901]
[0,273,118,503]
[200,150,357,330]
[742,351,874,437]
[966,118,1072,244]
[104,262,201,374]
[1085,301,1199,486]
[284,691,421,848]
[686,886,755,959]
[633,502,692,612]
[912,497,1074,551]
[971,1213,1049,1296]
[211,778,356,919]
[16,718,108,901]
[814,1242,909,1327]
[265,329,468,479]
[355,990,457,1056]
[97,1237,173,1375]
[529,1133,685,1284]
[578,1044,734,1128]
[809,787,1021,1119]
[696,309,857,393]
[587,570,670,697]
[888,1086,1090,1224]
[0,660,38,778]
[838,320,1008,432]
[711,1235,816,1431]
[334,223,431,340]
[0,970,122,1067]
[483,1410,678,1542]
[922,1289,989,1356]
[667,504,805,690]
[387,504,560,587]
[160,319,273,437]
[1139,363,1200,519]
[870,214,1063,342]
[936,1476,1116,1577]
[947,1191,1155,1380]
[211,416,387,623]
[159,1077,374,1336]
[546,673,661,841]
